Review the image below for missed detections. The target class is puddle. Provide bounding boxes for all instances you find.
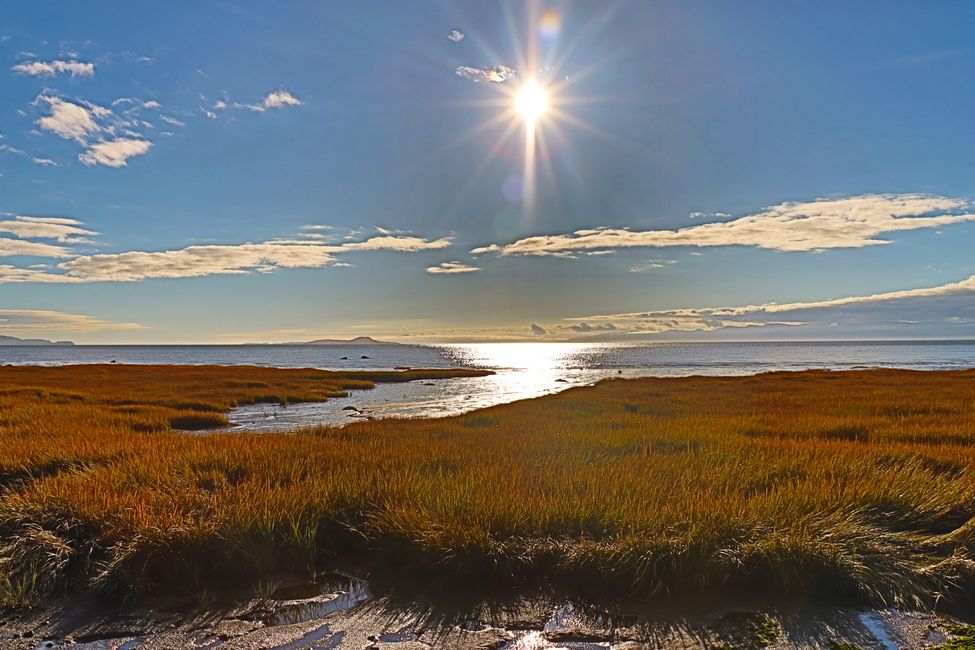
[501,630,609,650]
[858,611,898,650]
[260,576,372,627]
[499,604,613,650]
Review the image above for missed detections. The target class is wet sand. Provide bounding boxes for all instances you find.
[1,573,968,649]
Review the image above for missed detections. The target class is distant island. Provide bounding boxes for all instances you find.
[0,335,74,346]
[292,336,400,346]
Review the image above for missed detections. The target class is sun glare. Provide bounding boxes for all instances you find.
[515,81,549,122]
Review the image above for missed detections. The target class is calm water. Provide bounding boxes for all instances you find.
[3,341,974,429]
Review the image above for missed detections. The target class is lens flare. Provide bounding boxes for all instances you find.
[538,10,561,42]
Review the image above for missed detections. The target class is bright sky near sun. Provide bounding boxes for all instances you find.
[2,1,975,343]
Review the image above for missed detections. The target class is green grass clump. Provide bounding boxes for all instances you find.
[935,626,975,649]
[4,367,975,608]
[714,612,780,649]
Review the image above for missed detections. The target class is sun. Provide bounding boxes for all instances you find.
[515,81,549,122]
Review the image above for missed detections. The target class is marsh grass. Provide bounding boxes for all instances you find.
[3,366,975,609]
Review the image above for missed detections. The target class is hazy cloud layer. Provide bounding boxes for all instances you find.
[0,309,142,333]
[426,260,479,274]
[473,194,975,256]
[455,65,516,83]
[565,274,975,336]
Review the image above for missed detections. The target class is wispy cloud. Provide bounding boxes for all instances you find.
[212,90,302,114]
[447,29,465,43]
[426,260,479,274]
[455,65,517,83]
[12,59,94,77]
[79,137,152,168]
[473,194,975,256]
[629,259,677,272]
[0,309,142,333]
[0,239,73,259]
[0,216,95,242]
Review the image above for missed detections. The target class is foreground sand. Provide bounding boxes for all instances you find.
[3,364,975,647]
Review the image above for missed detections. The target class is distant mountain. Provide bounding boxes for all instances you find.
[0,335,75,346]
[299,336,400,346]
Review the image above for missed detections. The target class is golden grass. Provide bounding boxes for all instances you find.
[3,365,975,608]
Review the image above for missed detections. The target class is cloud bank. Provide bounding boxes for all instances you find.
[473,194,975,256]
[0,218,452,284]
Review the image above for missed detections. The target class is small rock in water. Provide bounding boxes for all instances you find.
[340,356,348,360]
[394,366,411,370]
[342,406,361,412]
[555,378,568,383]
[361,355,370,359]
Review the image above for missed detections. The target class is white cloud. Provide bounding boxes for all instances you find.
[0,309,142,333]
[426,260,479,274]
[455,65,517,83]
[473,194,975,256]
[0,216,95,242]
[529,323,548,336]
[447,29,465,42]
[32,157,57,166]
[79,138,152,167]
[35,96,100,143]
[12,59,94,77]
[258,90,301,110]
[159,115,185,127]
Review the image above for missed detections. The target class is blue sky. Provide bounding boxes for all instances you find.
[1,0,975,343]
